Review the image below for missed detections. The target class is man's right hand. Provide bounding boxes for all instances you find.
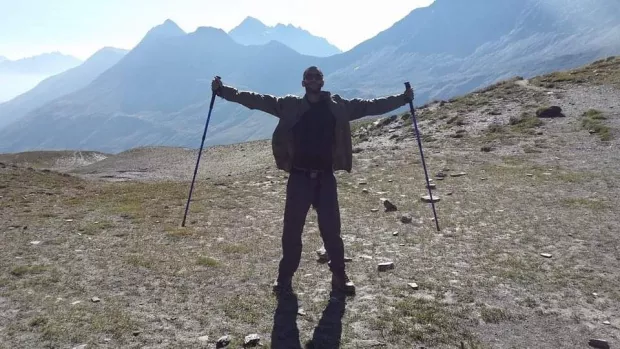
[212,76,222,93]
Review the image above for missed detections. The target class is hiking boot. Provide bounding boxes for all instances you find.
[272,278,293,295]
[331,273,355,296]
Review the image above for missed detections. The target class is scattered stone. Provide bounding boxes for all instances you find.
[450,172,467,177]
[426,183,437,190]
[588,339,610,349]
[408,283,419,290]
[358,180,367,185]
[543,172,552,176]
[536,106,565,118]
[71,301,81,305]
[392,231,399,236]
[344,256,353,262]
[244,333,260,347]
[436,172,446,178]
[316,247,328,262]
[298,308,306,316]
[421,195,440,203]
[30,241,41,245]
[362,188,369,194]
[91,297,101,303]
[198,335,209,342]
[526,174,534,177]
[354,339,386,347]
[132,330,142,336]
[378,262,395,272]
[371,208,379,212]
[447,192,453,196]
[388,179,393,183]
[65,219,74,222]
[540,253,553,258]
[603,321,611,325]
[382,198,398,212]
[400,214,413,224]
[481,145,494,152]
[216,335,231,348]
[353,147,363,154]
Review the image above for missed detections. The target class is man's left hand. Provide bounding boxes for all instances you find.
[404,86,414,102]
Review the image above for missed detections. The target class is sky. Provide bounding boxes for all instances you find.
[0,0,434,61]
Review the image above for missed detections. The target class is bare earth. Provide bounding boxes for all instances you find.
[1,57,619,349]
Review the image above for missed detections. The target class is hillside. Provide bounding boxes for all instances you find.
[229,16,341,57]
[1,57,619,348]
[0,0,619,155]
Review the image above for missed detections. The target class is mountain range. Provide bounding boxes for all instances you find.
[0,52,82,103]
[228,16,341,57]
[1,0,619,154]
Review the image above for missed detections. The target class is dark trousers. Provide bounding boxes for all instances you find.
[277,169,345,281]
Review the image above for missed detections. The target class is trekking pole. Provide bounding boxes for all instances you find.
[405,82,440,231]
[181,78,219,227]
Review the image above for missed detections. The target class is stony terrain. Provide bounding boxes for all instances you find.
[1,57,619,349]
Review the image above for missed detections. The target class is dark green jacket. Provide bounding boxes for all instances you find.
[217,85,408,172]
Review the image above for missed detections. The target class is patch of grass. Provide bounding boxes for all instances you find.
[166,225,194,238]
[480,306,512,324]
[221,243,251,254]
[221,294,268,325]
[487,123,506,134]
[125,255,154,269]
[78,220,114,235]
[581,109,611,141]
[196,256,219,267]
[380,297,477,346]
[509,112,544,133]
[10,265,48,277]
[561,197,611,210]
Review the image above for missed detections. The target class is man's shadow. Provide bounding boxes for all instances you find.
[270,291,347,349]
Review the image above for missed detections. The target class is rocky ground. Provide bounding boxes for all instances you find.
[1,57,619,349]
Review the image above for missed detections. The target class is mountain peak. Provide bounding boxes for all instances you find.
[142,19,186,43]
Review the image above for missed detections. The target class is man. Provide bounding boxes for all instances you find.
[211,66,413,296]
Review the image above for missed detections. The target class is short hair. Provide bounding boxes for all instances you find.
[303,66,323,79]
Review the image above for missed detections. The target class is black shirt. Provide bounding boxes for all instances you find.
[292,99,335,170]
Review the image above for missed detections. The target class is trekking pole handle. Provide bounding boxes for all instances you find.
[405,82,411,90]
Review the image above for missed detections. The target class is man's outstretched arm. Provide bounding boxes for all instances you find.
[339,86,414,121]
[212,76,284,118]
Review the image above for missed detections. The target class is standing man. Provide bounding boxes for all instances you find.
[212,66,413,296]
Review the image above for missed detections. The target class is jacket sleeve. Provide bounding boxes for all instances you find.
[217,85,284,118]
[339,94,409,121]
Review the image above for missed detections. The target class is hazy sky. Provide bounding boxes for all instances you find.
[0,0,434,60]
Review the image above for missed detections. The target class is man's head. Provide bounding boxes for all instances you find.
[302,66,324,93]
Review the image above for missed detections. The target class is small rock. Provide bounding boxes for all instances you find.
[358,180,367,185]
[446,192,453,196]
[536,106,565,118]
[588,339,610,349]
[30,241,41,245]
[436,172,446,178]
[540,253,553,258]
[526,174,534,177]
[426,183,437,190]
[298,308,306,316]
[65,219,74,222]
[371,208,379,212]
[400,214,413,224]
[378,262,395,272]
[362,189,369,194]
[344,256,353,262]
[603,321,611,325]
[543,172,552,176]
[198,335,209,342]
[316,247,328,262]
[450,172,467,177]
[132,330,141,336]
[421,195,440,203]
[216,335,231,348]
[244,333,260,347]
[382,198,398,212]
[71,301,81,305]
[91,297,100,303]
[392,231,399,236]
[408,283,419,290]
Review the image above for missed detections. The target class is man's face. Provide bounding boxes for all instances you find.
[302,70,324,92]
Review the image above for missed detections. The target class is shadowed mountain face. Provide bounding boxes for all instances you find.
[228,16,341,57]
[1,0,619,154]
